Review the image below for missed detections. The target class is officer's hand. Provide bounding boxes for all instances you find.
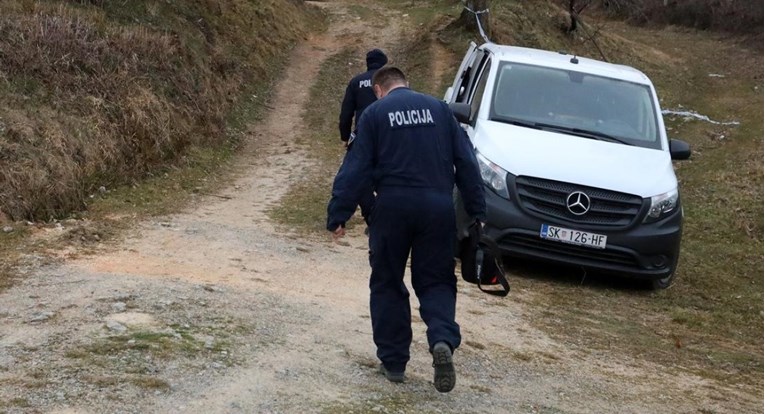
[468,219,484,239]
[332,226,346,241]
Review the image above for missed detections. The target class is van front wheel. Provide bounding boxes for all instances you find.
[649,256,679,290]
[650,272,676,290]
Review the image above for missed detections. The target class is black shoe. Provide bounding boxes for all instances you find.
[378,364,405,383]
[432,342,456,392]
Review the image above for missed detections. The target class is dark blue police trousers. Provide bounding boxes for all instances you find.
[367,187,461,373]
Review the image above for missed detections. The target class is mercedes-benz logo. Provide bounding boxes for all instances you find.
[566,191,591,216]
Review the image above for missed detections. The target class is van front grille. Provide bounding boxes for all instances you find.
[515,176,644,228]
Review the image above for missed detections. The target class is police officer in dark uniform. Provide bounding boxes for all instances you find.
[327,66,486,393]
[339,48,388,144]
[337,49,388,223]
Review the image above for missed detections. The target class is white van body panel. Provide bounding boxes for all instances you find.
[472,121,678,198]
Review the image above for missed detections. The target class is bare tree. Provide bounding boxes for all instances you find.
[559,0,609,62]
[565,0,592,32]
[458,0,491,40]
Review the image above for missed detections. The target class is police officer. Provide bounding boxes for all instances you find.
[337,48,388,223]
[326,66,486,393]
[339,48,388,144]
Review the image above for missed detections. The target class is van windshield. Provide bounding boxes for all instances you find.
[490,62,662,150]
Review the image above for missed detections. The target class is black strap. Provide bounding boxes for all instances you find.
[475,236,510,297]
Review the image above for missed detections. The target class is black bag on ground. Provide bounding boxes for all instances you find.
[459,222,510,297]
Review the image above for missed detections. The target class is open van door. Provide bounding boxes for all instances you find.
[444,41,478,103]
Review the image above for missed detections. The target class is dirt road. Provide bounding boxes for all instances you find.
[0,2,758,413]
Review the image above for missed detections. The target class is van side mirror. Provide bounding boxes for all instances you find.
[669,139,691,160]
[449,102,471,124]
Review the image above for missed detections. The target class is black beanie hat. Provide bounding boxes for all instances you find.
[366,49,388,70]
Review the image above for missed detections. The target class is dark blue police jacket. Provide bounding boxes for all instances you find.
[338,50,388,142]
[327,87,487,230]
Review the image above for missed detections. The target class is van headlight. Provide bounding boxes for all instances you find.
[476,152,510,199]
[644,188,679,223]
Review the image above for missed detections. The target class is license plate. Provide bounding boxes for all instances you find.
[540,224,607,249]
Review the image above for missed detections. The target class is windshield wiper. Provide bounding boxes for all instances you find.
[495,117,633,145]
[496,117,543,130]
[533,122,633,146]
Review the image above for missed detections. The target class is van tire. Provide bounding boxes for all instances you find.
[649,255,679,290]
[650,272,675,290]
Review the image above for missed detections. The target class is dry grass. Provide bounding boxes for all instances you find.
[603,0,763,35]
[0,0,322,221]
[0,0,325,293]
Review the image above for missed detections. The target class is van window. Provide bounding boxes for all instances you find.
[456,52,489,103]
[469,59,491,125]
[490,62,661,150]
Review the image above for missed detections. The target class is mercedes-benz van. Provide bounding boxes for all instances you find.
[446,42,691,289]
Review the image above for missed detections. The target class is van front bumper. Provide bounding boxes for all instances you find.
[469,189,683,280]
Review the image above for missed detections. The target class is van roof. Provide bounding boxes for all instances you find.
[482,43,652,85]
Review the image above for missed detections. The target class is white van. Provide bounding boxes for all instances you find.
[446,42,691,289]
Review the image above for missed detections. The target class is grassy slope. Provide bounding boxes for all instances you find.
[0,0,325,288]
[0,0,322,221]
[272,0,763,392]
